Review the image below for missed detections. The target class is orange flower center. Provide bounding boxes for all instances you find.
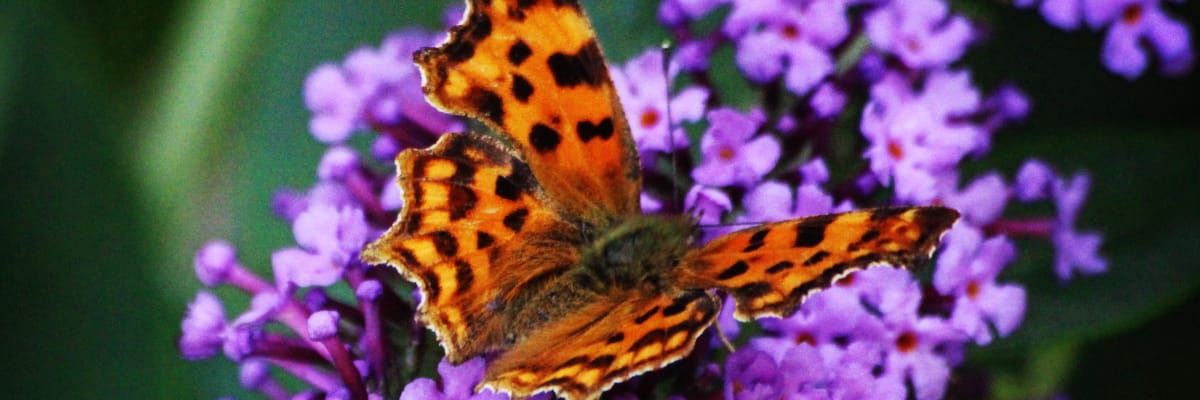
[895,331,918,353]
[782,24,799,39]
[966,281,981,299]
[719,147,736,160]
[795,332,816,346]
[1122,4,1144,25]
[888,141,904,160]
[640,109,660,128]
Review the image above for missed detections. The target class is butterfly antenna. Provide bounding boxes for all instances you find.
[714,319,737,352]
[659,40,681,211]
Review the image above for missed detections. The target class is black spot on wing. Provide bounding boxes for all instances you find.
[744,229,769,252]
[447,186,477,220]
[468,89,504,125]
[630,329,666,351]
[717,260,749,280]
[794,215,835,248]
[606,332,624,344]
[662,293,696,317]
[508,40,531,65]
[494,174,521,201]
[421,270,441,300]
[588,355,615,369]
[454,259,474,294]
[576,118,614,142]
[849,229,880,251]
[734,282,772,301]
[503,208,529,232]
[475,231,494,249]
[765,261,794,274]
[512,74,533,102]
[803,250,830,266]
[546,40,605,87]
[431,231,459,257]
[634,306,660,324]
[529,123,562,153]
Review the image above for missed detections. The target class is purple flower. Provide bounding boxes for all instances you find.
[810,82,847,119]
[873,279,963,400]
[180,291,227,360]
[1015,158,1054,201]
[942,172,1010,226]
[1017,0,1084,30]
[659,0,729,27]
[611,49,709,156]
[740,180,833,224]
[726,0,848,94]
[861,70,983,203]
[304,31,460,145]
[1086,0,1194,78]
[1051,173,1108,280]
[401,358,517,400]
[692,108,779,188]
[685,184,732,226]
[724,348,781,400]
[194,240,238,287]
[865,0,974,68]
[935,225,1026,344]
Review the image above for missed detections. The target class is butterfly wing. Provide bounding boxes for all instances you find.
[674,207,959,320]
[361,132,582,362]
[480,289,719,400]
[415,0,641,218]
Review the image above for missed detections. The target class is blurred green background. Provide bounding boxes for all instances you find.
[1,1,1196,398]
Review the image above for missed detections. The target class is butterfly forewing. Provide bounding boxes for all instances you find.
[481,289,718,400]
[675,207,959,319]
[361,133,581,362]
[415,0,641,218]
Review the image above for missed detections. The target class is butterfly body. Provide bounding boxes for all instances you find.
[363,1,960,399]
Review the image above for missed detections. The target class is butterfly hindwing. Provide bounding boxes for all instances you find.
[415,0,641,219]
[361,132,582,362]
[675,207,959,319]
[481,289,719,400]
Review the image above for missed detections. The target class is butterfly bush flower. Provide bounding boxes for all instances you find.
[1016,0,1195,78]
[175,0,1187,398]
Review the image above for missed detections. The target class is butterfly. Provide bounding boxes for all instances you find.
[361,1,959,399]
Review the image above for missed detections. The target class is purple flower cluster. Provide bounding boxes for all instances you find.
[175,0,1180,398]
[1016,0,1194,79]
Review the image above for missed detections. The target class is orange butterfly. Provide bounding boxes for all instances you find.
[361,1,959,399]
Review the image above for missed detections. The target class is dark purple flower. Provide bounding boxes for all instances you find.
[1016,0,1084,30]
[865,0,974,68]
[1085,0,1194,78]
[810,82,847,118]
[1051,173,1108,280]
[1015,158,1054,201]
[692,108,779,187]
